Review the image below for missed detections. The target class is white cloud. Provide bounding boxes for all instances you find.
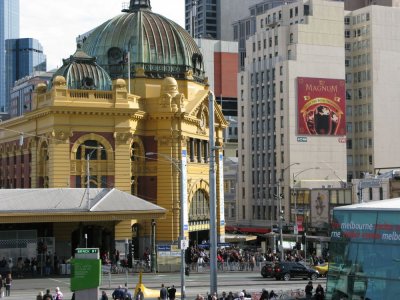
[20,0,185,70]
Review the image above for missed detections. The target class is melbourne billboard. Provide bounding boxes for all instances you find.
[297,77,346,136]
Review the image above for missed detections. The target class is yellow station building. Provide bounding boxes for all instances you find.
[0,0,227,261]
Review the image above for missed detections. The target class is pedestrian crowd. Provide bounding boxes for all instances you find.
[30,280,325,300]
[36,287,64,300]
[190,283,324,300]
[185,245,329,273]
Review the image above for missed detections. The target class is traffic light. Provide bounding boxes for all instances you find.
[301,234,306,245]
[184,247,191,264]
[296,241,301,250]
[128,242,133,268]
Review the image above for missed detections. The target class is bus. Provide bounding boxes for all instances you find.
[327,198,400,299]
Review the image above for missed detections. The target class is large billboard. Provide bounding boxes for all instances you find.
[297,77,346,136]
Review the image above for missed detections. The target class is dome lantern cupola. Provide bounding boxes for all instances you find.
[123,0,151,12]
[49,44,113,91]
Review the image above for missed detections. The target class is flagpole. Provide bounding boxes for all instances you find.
[127,51,131,92]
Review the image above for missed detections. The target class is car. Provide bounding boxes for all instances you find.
[313,263,329,277]
[260,262,275,278]
[274,261,319,281]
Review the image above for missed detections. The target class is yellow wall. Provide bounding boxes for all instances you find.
[0,76,227,247]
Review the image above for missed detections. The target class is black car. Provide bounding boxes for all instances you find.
[261,262,275,278]
[274,261,319,281]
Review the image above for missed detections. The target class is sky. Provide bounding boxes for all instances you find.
[20,0,185,70]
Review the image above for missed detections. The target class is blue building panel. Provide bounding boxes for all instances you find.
[5,38,46,113]
[0,0,20,112]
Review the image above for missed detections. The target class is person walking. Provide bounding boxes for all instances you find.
[168,285,176,300]
[135,287,144,300]
[36,291,44,300]
[4,273,12,297]
[219,291,228,300]
[0,275,3,298]
[259,289,269,300]
[101,290,109,300]
[54,287,63,300]
[112,285,124,300]
[43,289,53,300]
[269,290,278,299]
[315,284,325,300]
[305,281,313,300]
[160,284,168,300]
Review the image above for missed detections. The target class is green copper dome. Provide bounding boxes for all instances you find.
[81,0,205,82]
[50,46,112,91]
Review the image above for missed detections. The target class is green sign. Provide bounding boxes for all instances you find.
[71,259,101,291]
[75,248,99,254]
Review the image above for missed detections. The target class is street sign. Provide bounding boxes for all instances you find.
[180,239,189,250]
[157,245,171,252]
[359,179,381,189]
[294,225,298,235]
[75,248,99,254]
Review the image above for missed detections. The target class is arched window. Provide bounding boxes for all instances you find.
[76,140,107,161]
[75,140,107,188]
[189,190,209,222]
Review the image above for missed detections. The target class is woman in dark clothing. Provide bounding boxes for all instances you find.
[315,284,325,300]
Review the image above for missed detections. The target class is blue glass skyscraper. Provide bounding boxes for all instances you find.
[5,38,47,112]
[0,0,20,113]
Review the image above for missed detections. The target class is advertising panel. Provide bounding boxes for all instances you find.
[311,190,329,227]
[71,259,101,291]
[219,153,225,226]
[297,77,346,136]
[181,149,188,232]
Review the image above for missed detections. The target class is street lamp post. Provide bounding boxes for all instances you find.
[292,167,320,241]
[277,162,299,261]
[86,146,103,210]
[146,152,186,300]
[151,220,157,273]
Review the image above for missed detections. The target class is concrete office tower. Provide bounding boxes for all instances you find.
[238,0,346,228]
[233,1,297,69]
[0,0,19,113]
[185,0,260,40]
[345,4,400,180]
[5,38,47,113]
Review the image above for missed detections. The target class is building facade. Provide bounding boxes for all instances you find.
[238,0,347,232]
[344,0,400,10]
[9,71,53,118]
[195,38,239,159]
[0,0,19,112]
[5,38,47,114]
[0,0,227,257]
[232,0,296,70]
[185,0,261,40]
[344,4,400,181]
